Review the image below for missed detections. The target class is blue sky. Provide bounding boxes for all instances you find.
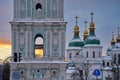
[0,0,120,58]
[64,0,120,55]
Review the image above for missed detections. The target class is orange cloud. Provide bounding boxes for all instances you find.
[0,38,11,59]
[0,38,11,45]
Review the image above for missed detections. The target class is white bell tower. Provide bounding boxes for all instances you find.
[11,0,67,61]
[10,0,67,80]
[10,0,66,61]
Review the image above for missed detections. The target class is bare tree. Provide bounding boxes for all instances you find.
[71,67,83,80]
[71,62,89,80]
[112,61,120,80]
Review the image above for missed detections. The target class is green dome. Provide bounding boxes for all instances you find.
[84,34,100,45]
[69,37,84,47]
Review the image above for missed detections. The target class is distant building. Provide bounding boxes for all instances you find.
[9,0,119,80]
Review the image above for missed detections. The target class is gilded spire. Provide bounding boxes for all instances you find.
[83,20,88,40]
[110,32,115,45]
[116,27,120,43]
[73,16,79,38]
[89,11,95,35]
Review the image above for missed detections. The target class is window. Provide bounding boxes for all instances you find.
[118,54,120,64]
[80,70,83,75]
[21,71,24,74]
[99,51,101,58]
[36,3,42,11]
[107,62,109,66]
[37,70,40,73]
[14,53,17,62]
[53,71,56,75]
[93,51,95,58]
[69,53,72,60]
[76,53,79,55]
[34,34,43,58]
[86,52,88,58]
[52,70,57,75]
[114,54,116,61]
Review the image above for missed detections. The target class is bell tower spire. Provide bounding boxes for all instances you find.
[110,32,115,45]
[83,20,88,40]
[89,11,95,35]
[73,16,80,39]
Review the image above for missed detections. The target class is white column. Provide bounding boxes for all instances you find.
[25,30,28,57]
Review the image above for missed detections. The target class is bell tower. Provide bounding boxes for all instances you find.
[13,0,64,21]
[11,0,67,62]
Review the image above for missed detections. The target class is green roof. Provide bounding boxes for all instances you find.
[84,33,100,45]
[69,37,84,47]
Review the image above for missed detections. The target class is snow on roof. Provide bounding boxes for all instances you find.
[67,47,82,50]
[103,67,112,70]
[69,38,82,43]
[103,56,112,60]
[10,61,69,64]
[88,36,99,40]
[84,44,102,47]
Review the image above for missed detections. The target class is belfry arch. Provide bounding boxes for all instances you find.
[34,34,44,58]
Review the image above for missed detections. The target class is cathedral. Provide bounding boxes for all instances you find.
[9,0,120,80]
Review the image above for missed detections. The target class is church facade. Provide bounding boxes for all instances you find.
[10,0,120,80]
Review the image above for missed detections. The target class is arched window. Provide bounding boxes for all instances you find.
[69,53,72,60]
[36,3,42,11]
[86,51,88,58]
[34,34,43,58]
[93,51,95,58]
[99,51,101,58]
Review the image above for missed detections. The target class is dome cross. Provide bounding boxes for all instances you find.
[75,16,79,26]
[84,20,88,29]
[90,11,94,22]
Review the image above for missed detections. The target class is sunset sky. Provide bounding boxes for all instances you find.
[0,0,120,59]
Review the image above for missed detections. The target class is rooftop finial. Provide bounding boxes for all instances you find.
[118,27,120,35]
[112,31,114,38]
[75,16,79,26]
[84,20,88,29]
[110,31,115,45]
[83,20,88,40]
[89,11,95,34]
[116,27,120,43]
[90,11,94,22]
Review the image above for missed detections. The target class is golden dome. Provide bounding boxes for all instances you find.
[110,39,115,45]
[84,29,88,34]
[116,35,120,43]
[74,26,79,31]
[90,22,95,28]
